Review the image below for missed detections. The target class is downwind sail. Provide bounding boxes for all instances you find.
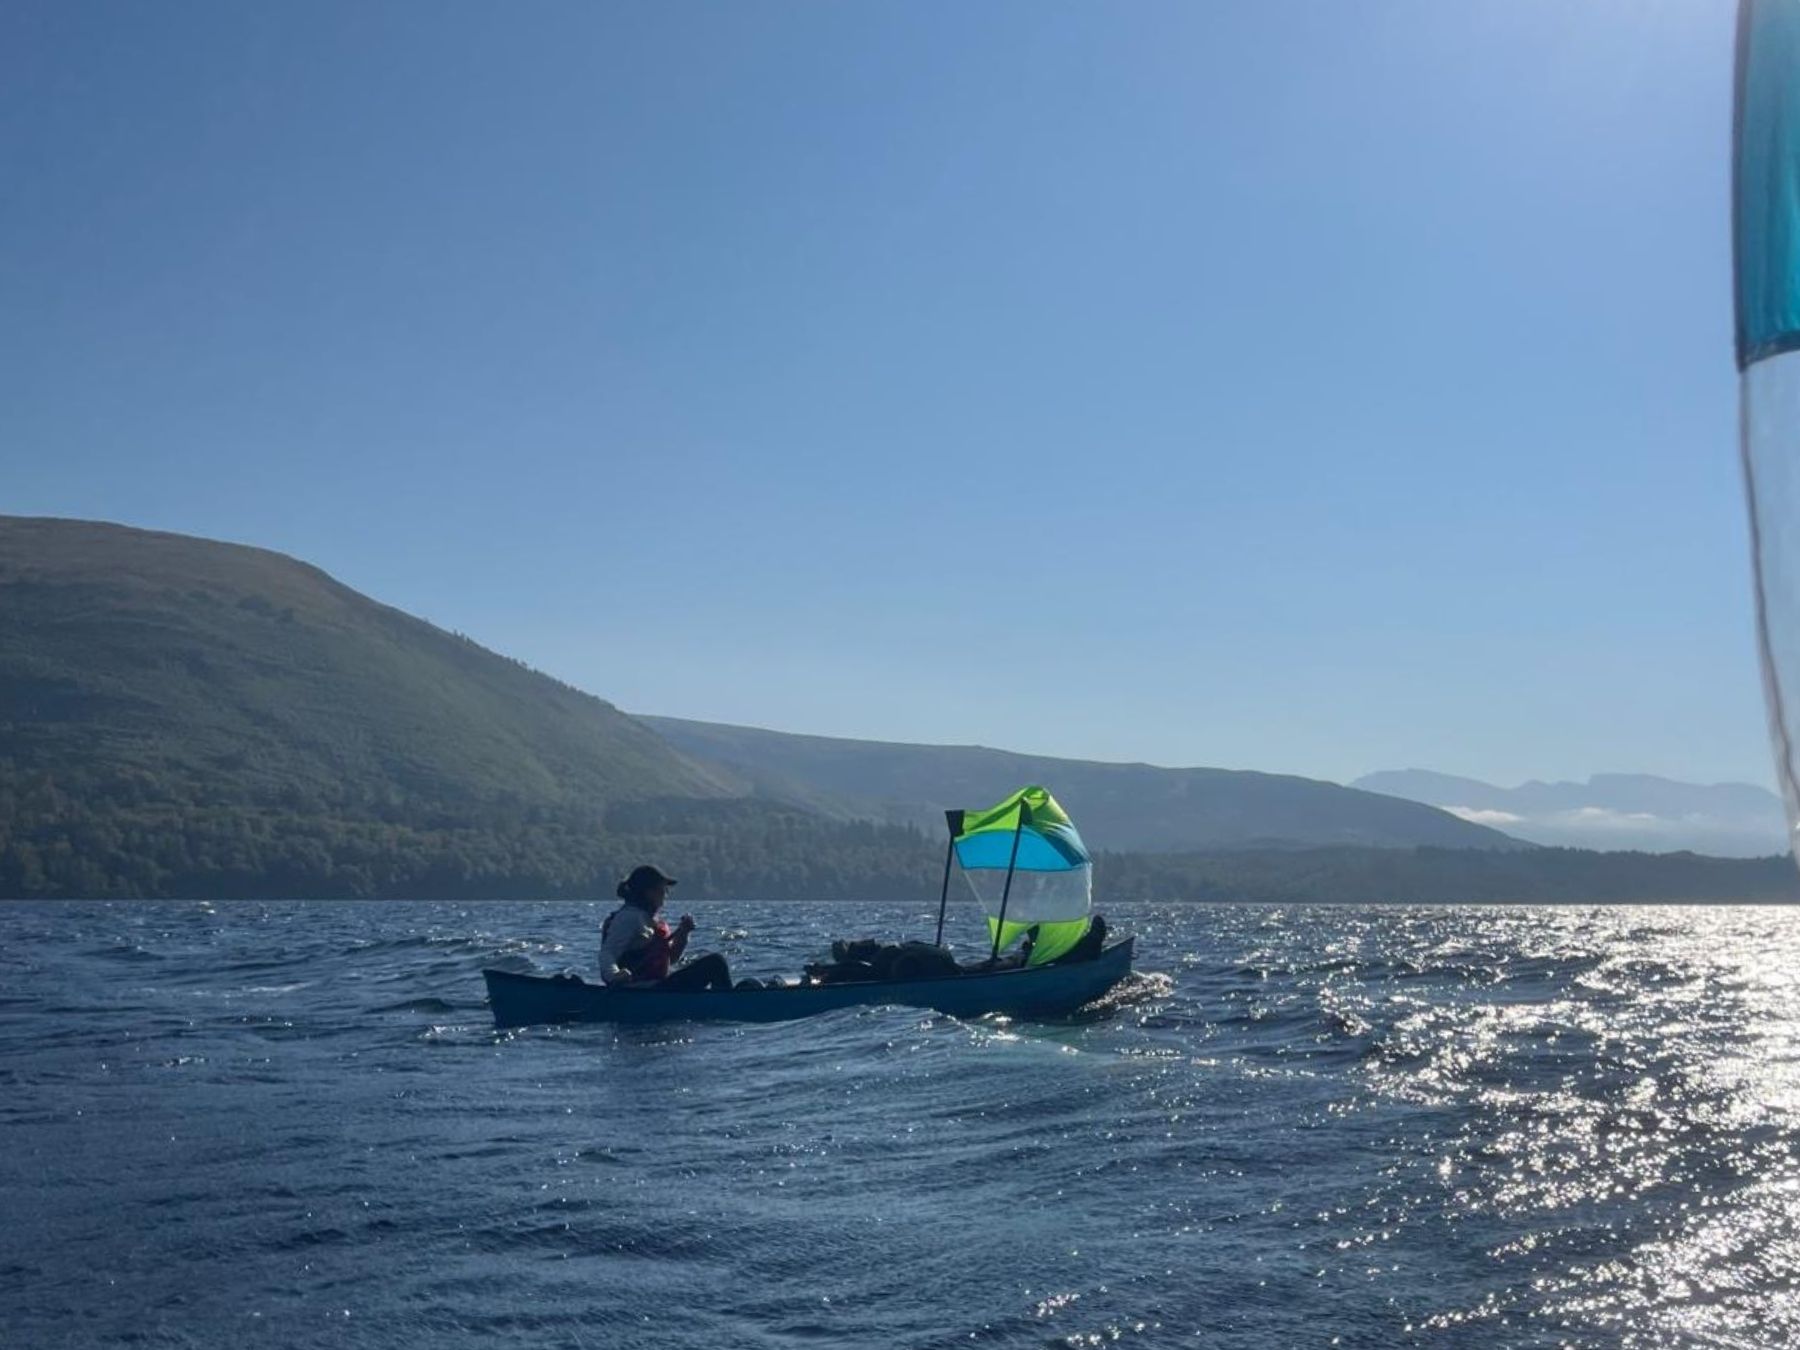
[948,786,1092,964]
[1736,0,1800,854]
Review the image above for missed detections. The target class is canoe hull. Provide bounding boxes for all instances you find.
[483,937,1135,1028]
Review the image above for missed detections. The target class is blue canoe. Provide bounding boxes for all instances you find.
[483,937,1135,1028]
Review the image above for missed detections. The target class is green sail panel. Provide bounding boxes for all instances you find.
[986,917,1091,966]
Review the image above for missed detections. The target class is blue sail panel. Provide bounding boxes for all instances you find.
[1737,0,1800,367]
[954,828,1084,873]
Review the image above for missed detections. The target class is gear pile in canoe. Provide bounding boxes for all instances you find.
[483,785,1136,1027]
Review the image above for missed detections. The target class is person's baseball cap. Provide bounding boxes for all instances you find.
[622,864,677,892]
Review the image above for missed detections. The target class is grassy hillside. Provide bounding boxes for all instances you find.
[638,715,1523,852]
[0,516,735,813]
[0,517,793,898]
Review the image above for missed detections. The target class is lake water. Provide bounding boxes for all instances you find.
[3,901,1798,1349]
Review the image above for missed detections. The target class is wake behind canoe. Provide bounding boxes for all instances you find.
[484,937,1135,1028]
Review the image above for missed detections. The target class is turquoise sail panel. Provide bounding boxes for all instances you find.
[953,824,1088,872]
[1737,0,1800,367]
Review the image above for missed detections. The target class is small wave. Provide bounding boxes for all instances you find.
[346,932,547,959]
[418,1023,494,1044]
[214,955,307,974]
[1011,970,1177,1027]
[266,1226,351,1252]
[86,944,158,963]
[467,1218,715,1261]
[1102,969,1174,1008]
[366,997,459,1015]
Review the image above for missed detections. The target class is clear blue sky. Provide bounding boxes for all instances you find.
[1,0,1767,788]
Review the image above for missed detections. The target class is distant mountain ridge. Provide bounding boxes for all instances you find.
[1353,769,1788,857]
[639,715,1526,853]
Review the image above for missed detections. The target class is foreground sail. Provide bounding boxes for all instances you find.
[1736,0,1800,853]
[948,786,1093,964]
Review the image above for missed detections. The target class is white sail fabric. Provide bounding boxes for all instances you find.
[959,862,1093,925]
[1741,352,1800,851]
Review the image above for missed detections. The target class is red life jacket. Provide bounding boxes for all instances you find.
[631,919,674,981]
[603,906,674,982]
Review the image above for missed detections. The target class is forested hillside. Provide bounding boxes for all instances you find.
[0,517,767,896]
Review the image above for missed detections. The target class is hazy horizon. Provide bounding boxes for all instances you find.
[639,702,1782,794]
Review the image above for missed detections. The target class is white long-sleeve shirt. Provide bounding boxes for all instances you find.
[599,902,659,985]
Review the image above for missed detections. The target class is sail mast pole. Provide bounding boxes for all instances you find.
[988,800,1029,964]
[933,810,963,946]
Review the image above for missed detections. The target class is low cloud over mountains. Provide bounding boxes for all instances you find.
[1353,771,1789,858]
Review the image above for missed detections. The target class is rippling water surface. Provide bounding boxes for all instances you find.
[3,901,1799,1348]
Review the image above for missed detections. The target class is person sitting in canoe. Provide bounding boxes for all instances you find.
[599,865,734,992]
